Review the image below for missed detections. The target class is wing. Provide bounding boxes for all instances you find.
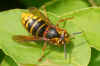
[12,35,46,42]
[28,7,45,19]
[28,7,51,24]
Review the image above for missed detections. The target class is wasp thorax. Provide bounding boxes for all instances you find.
[46,27,59,39]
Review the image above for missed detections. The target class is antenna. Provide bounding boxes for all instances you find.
[72,32,82,35]
[64,42,67,59]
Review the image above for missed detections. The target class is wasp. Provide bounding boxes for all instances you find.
[13,7,72,61]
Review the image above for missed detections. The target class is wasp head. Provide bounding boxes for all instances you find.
[57,29,70,46]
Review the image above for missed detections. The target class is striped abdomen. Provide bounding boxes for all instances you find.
[22,13,48,37]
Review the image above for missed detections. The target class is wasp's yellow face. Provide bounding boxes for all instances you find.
[58,32,69,45]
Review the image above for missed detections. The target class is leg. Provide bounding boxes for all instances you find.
[40,0,73,27]
[41,5,48,18]
[40,0,57,9]
[38,41,47,62]
[57,17,73,23]
[64,42,67,59]
[41,5,50,23]
[41,5,53,25]
[56,17,73,27]
[41,0,57,24]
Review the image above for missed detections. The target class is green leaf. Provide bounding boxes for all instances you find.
[61,7,100,50]
[19,0,90,14]
[88,48,100,66]
[0,49,5,63]
[46,0,90,15]
[19,64,36,66]
[1,56,18,66]
[1,55,36,66]
[0,9,90,66]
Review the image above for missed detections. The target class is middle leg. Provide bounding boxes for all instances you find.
[38,41,47,62]
[56,17,73,27]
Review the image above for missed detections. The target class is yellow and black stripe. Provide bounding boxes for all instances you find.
[22,13,48,37]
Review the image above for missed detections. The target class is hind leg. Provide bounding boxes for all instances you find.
[40,0,58,24]
[41,5,50,23]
